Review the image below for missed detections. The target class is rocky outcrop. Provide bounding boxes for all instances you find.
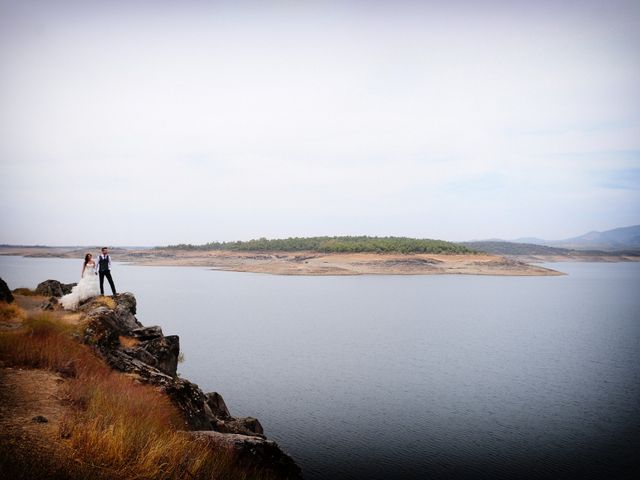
[216,416,265,436]
[35,279,76,297]
[130,327,180,376]
[192,431,300,477]
[206,391,231,418]
[78,292,302,478]
[0,277,14,303]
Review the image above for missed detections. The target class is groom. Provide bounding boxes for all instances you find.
[97,247,117,296]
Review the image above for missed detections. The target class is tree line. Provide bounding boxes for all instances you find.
[164,236,475,254]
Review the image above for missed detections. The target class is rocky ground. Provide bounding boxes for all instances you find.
[0,278,302,479]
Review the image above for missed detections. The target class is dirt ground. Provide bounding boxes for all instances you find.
[0,295,108,480]
[0,367,75,479]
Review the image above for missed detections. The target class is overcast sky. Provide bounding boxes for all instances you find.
[1,0,639,246]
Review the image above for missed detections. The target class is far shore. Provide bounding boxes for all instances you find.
[0,246,567,276]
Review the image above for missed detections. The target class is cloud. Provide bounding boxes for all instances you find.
[1,0,639,244]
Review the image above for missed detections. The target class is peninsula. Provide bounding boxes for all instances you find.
[0,236,562,276]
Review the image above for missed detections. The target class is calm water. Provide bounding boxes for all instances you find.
[1,256,639,479]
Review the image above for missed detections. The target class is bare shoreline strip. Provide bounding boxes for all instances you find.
[0,247,563,276]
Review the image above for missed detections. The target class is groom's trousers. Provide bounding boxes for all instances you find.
[99,270,117,295]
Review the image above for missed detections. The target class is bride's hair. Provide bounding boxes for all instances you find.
[84,253,92,266]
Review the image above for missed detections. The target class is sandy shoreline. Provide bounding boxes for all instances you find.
[0,247,564,276]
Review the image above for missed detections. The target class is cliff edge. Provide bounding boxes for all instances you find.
[0,278,302,479]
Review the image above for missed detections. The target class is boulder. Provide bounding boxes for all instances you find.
[113,293,140,330]
[80,294,142,333]
[34,280,76,297]
[61,282,76,295]
[236,417,264,435]
[163,378,218,430]
[152,335,180,376]
[35,279,64,297]
[128,346,158,366]
[114,292,136,314]
[127,334,180,377]
[191,431,302,479]
[216,417,265,436]
[206,391,231,419]
[0,277,14,303]
[107,349,176,385]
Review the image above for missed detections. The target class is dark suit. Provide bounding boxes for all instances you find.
[98,254,117,295]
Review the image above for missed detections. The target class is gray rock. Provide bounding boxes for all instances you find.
[128,346,158,366]
[131,326,163,340]
[236,417,264,435]
[61,282,76,295]
[216,417,265,436]
[191,431,302,479]
[153,334,180,376]
[35,279,64,297]
[80,295,142,333]
[127,334,180,377]
[206,391,231,419]
[114,292,136,314]
[163,378,217,430]
[0,277,14,303]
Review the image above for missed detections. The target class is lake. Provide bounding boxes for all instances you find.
[1,255,639,479]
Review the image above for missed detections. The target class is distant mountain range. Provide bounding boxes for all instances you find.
[512,225,640,251]
[463,225,640,255]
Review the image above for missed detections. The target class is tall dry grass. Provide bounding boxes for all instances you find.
[0,301,27,323]
[0,312,272,480]
[11,287,39,296]
[92,296,117,309]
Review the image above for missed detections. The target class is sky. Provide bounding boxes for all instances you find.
[1,0,639,246]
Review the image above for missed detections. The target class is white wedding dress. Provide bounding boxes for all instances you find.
[60,262,101,310]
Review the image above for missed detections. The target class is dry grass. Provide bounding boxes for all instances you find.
[118,335,140,348]
[60,371,243,479]
[0,313,107,378]
[12,287,38,296]
[93,296,117,309]
[0,301,27,323]
[0,312,272,480]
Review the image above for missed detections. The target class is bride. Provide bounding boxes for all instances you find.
[60,253,101,310]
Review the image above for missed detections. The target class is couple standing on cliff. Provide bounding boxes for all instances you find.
[60,247,117,310]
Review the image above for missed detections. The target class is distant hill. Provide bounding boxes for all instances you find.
[460,241,573,256]
[547,225,640,251]
[165,236,474,254]
[460,240,640,258]
[495,225,640,252]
